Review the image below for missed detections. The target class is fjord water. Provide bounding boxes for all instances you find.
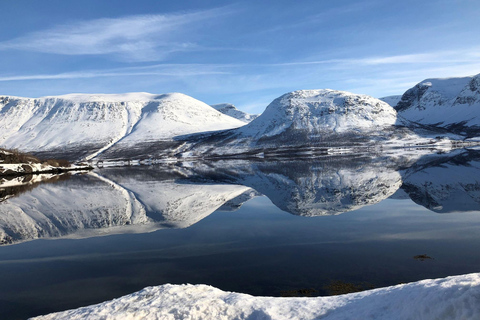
[1,151,480,319]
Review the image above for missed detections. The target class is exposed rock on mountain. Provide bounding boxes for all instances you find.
[394,74,480,137]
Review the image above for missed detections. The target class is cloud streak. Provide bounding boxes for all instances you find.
[0,63,231,82]
[0,8,231,62]
[1,48,478,81]
[270,48,480,67]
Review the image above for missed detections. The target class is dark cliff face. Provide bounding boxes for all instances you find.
[454,75,480,106]
[395,82,431,112]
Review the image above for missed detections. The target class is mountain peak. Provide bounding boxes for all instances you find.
[241,89,397,138]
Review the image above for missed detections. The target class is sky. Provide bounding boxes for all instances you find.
[0,0,479,113]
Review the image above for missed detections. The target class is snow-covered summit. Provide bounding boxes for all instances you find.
[395,74,480,136]
[240,89,397,138]
[211,103,259,123]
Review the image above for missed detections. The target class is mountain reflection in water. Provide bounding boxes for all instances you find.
[1,149,480,245]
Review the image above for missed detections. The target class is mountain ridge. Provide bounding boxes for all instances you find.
[2,73,480,162]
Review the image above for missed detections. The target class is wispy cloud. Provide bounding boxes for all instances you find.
[270,49,480,67]
[1,48,479,111]
[0,63,232,82]
[1,48,478,82]
[0,8,232,62]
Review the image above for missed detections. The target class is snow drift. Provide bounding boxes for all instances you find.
[32,272,480,320]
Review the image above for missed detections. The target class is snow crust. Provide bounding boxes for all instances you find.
[33,272,480,320]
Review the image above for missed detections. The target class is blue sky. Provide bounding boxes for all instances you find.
[0,0,479,113]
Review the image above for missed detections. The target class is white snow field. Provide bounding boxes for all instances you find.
[0,93,245,160]
[33,272,480,320]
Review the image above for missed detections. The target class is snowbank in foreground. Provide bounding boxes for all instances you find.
[33,273,480,320]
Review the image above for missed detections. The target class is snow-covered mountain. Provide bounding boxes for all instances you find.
[181,89,415,157]
[394,74,480,137]
[211,103,259,123]
[0,93,245,160]
[1,83,475,162]
[242,89,397,137]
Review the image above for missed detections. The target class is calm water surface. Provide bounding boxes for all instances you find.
[0,151,480,319]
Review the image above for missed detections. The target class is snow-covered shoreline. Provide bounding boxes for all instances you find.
[32,273,480,320]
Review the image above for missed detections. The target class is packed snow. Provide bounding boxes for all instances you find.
[33,272,480,320]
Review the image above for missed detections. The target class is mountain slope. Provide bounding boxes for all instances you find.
[395,74,480,137]
[211,103,259,123]
[0,93,245,161]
